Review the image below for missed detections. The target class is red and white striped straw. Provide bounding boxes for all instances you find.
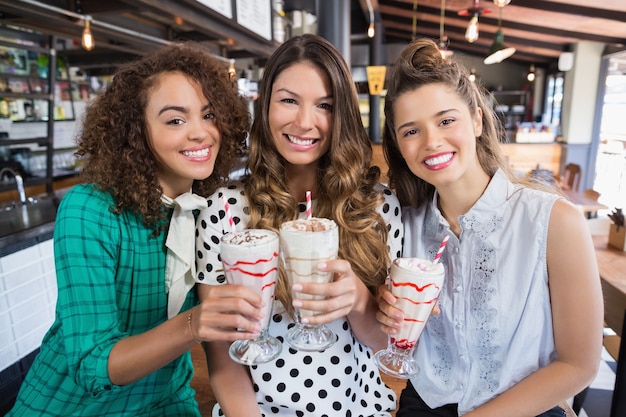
[305,191,312,220]
[433,234,449,264]
[221,195,236,234]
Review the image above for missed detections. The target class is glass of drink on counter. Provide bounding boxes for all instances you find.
[279,218,339,351]
[220,229,282,365]
[374,257,444,378]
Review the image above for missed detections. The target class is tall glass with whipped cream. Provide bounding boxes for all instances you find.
[374,257,444,378]
[221,229,282,365]
[279,218,339,351]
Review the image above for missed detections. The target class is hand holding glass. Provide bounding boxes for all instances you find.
[374,258,444,378]
[220,229,282,365]
[280,218,339,351]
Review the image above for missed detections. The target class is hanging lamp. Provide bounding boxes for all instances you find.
[527,64,536,82]
[438,0,453,58]
[458,0,488,43]
[81,16,94,51]
[469,68,477,82]
[483,6,515,64]
[366,0,375,38]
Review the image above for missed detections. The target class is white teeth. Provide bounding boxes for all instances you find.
[182,148,209,157]
[424,153,453,166]
[287,135,315,146]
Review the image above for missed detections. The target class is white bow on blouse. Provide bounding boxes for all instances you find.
[162,192,207,319]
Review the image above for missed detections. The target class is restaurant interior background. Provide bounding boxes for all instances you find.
[1,1,626,416]
[0,0,625,212]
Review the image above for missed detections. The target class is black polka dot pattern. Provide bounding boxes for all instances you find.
[197,182,403,416]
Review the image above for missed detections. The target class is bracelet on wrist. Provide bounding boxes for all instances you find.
[187,309,202,344]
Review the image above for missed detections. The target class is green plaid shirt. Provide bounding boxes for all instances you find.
[8,184,199,416]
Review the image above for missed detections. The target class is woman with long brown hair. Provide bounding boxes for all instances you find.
[377,37,602,417]
[196,34,403,416]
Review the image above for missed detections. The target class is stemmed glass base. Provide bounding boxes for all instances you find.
[285,323,337,352]
[374,345,419,378]
[229,330,282,365]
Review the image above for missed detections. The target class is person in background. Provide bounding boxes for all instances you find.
[195,34,403,417]
[8,42,260,417]
[377,38,603,417]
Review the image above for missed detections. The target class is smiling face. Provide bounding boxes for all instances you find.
[145,71,220,198]
[393,82,487,193]
[268,61,333,170]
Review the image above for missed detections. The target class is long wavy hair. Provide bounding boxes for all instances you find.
[75,42,249,233]
[244,34,390,314]
[382,38,541,208]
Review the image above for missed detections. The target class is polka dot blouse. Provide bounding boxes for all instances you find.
[195,181,404,417]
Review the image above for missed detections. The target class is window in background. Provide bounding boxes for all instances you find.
[593,53,626,211]
[543,73,564,134]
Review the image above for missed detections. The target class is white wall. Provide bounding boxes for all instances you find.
[561,41,605,145]
[0,240,57,372]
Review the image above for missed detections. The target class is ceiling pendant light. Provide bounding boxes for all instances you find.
[366,0,375,38]
[493,0,511,6]
[465,14,479,43]
[469,68,477,82]
[458,0,488,43]
[527,64,536,82]
[438,0,453,58]
[483,6,515,64]
[228,59,236,79]
[81,16,94,51]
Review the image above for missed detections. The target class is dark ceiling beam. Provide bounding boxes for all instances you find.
[480,17,625,46]
[385,16,566,53]
[382,18,563,65]
[0,1,170,53]
[384,30,548,66]
[122,0,278,58]
[512,0,626,23]
[380,0,626,46]
[74,0,136,15]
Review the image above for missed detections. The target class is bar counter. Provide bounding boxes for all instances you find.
[0,175,80,257]
[0,189,73,257]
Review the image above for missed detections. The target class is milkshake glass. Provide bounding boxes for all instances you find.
[279,218,339,351]
[220,229,282,364]
[374,257,444,378]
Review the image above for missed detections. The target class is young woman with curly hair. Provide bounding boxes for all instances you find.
[195,34,403,416]
[7,42,261,417]
[377,38,602,417]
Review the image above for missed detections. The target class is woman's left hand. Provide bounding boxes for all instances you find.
[291,259,366,325]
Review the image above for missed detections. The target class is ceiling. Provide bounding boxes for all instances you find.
[353,0,626,68]
[0,0,280,75]
[0,0,625,75]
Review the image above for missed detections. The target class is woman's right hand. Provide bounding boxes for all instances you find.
[375,283,441,337]
[193,284,264,342]
[375,283,404,336]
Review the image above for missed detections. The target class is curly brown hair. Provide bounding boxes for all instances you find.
[75,42,250,233]
[382,37,545,208]
[243,34,390,314]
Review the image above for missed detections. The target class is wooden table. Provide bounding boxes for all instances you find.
[565,190,608,216]
[594,235,626,336]
[592,235,626,417]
